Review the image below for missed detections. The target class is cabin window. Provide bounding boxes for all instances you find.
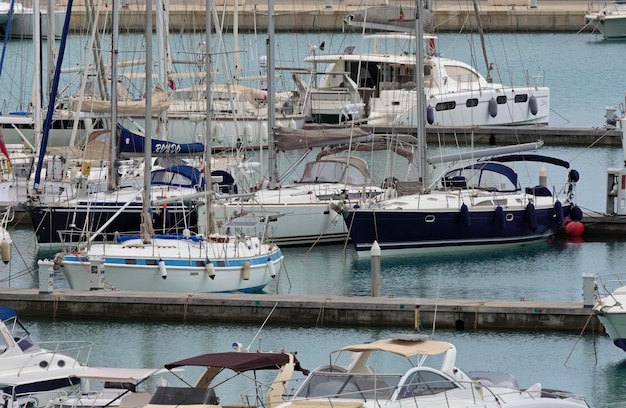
[125,259,137,265]
[435,101,456,111]
[466,98,478,107]
[514,94,528,103]
[443,65,479,83]
[496,95,507,104]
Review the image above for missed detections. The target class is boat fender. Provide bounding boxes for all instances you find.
[460,203,471,227]
[268,259,276,278]
[554,200,564,224]
[494,205,506,230]
[159,259,167,280]
[569,205,583,222]
[565,220,585,237]
[568,169,580,183]
[525,203,538,231]
[242,261,251,280]
[206,261,216,280]
[0,239,10,264]
[488,98,497,118]
[426,105,435,125]
[529,95,538,116]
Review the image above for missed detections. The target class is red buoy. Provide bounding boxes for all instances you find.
[565,221,585,237]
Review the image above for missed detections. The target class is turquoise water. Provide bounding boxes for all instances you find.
[0,32,622,129]
[1,30,626,408]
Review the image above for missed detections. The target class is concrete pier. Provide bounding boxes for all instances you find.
[0,288,600,333]
[54,0,596,33]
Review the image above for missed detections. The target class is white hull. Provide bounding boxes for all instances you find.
[585,2,626,40]
[302,37,549,127]
[56,235,283,293]
[215,199,350,245]
[595,284,626,351]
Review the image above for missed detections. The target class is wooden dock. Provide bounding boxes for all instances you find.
[0,288,600,333]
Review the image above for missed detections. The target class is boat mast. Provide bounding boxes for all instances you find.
[267,0,278,189]
[33,0,72,192]
[107,0,119,192]
[415,0,427,193]
[471,0,492,83]
[141,0,153,241]
[204,0,215,235]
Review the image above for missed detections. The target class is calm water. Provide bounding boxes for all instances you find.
[0,31,622,129]
[1,31,626,408]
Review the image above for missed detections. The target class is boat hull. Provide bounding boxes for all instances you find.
[57,240,282,293]
[32,201,198,244]
[596,312,626,351]
[344,201,567,256]
[215,201,350,246]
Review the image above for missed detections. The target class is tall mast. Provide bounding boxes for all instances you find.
[107,0,119,192]
[204,0,215,235]
[142,0,153,241]
[267,0,278,189]
[415,0,427,193]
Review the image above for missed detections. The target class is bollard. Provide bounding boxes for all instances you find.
[582,273,599,308]
[38,259,54,294]
[371,241,381,297]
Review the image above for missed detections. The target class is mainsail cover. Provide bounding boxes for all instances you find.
[273,126,372,151]
[118,124,204,156]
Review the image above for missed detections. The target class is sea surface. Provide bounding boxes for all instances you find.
[1,31,626,408]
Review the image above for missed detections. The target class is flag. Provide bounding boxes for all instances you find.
[0,130,11,173]
[399,6,405,21]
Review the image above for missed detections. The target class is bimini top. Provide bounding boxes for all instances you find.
[0,306,17,321]
[164,352,308,374]
[333,338,454,358]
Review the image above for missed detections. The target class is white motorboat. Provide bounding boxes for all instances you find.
[0,306,92,408]
[585,1,626,40]
[594,278,626,352]
[274,335,589,408]
[296,4,549,127]
[151,347,309,408]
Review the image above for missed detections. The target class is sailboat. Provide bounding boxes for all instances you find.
[336,0,581,257]
[51,0,282,293]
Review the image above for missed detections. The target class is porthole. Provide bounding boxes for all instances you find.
[514,94,528,103]
[506,214,514,222]
[425,215,435,223]
[496,95,507,104]
[39,361,49,368]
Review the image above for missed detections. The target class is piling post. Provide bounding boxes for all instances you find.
[371,241,381,296]
[38,259,54,294]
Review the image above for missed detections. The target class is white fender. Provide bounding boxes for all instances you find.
[268,260,276,278]
[241,261,251,280]
[159,259,167,280]
[206,262,216,280]
[0,239,10,264]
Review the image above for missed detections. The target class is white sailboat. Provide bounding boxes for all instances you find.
[52,0,282,294]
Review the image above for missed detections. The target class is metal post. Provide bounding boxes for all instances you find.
[371,241,381,296]
[38,259,54,294]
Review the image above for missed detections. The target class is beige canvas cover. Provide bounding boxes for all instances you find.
[333,339,453,358]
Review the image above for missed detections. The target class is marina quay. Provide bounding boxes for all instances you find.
[56,0,595,33]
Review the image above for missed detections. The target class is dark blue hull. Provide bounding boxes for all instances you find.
[32,201,199,244]
[344,205,569,255]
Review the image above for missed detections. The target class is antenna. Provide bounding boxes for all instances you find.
[245,302,279,352]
